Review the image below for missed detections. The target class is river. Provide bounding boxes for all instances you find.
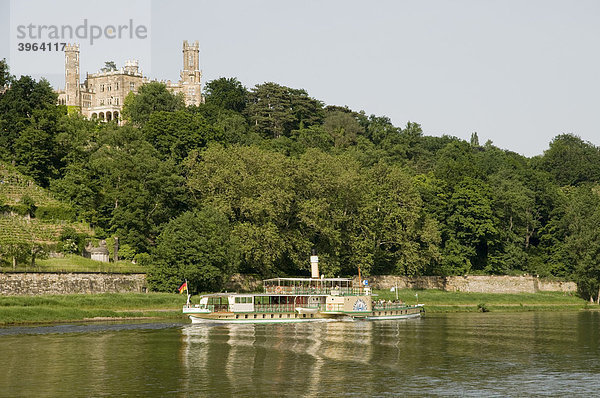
[1,311,599,397]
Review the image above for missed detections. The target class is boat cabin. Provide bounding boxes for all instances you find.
[262,277,369,296]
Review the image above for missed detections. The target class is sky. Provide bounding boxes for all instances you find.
[1,0,599,157]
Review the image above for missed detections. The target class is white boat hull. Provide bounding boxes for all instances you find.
[188,311,422,324]
[365,312,421,321]
[189,315,327,324]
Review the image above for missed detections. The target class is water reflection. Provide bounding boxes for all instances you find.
[178,313,600,397]
[1,313,599,396]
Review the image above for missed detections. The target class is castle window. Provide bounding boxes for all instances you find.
[108,85,111,91]
[116,82,119,90]
[108,98,112,105]
[100,99,104,106]
[130,82,135,91]
[115,97,119,105]
[100,84,104,92]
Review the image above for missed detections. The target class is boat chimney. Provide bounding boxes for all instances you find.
[310,248,319,279]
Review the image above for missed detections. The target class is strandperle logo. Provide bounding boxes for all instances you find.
[15,19,148,45]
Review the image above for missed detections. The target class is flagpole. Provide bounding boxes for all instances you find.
[185,279,190,306]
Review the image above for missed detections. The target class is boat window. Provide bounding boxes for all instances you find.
[208,297,229,305]
[235,297,252,304]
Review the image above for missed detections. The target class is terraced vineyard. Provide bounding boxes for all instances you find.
[0,164,63,207]
[0,163,93,247]
[0,216,92,245]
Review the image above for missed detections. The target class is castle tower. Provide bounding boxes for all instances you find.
[183,40,199,74]
[180,40,203,106]
[64,44,80,107]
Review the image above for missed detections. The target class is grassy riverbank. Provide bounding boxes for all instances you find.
[0,293,186,325]
[0,289,592,326]
[374,289,589,312]
[0,255,145,273]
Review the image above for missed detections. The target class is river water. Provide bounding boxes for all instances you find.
[1,312,599,397]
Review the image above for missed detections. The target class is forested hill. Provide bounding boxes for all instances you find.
[1,60,600,299]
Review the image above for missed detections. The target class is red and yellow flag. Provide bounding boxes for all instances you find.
[178,282,188,294]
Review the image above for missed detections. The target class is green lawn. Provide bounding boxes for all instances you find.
[374,288,588,312]
[0,293,186,325]
[1,254,145,273]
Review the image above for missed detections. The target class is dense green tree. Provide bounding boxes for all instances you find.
[204,77,248,112]
[356,162,440,276]
[143,110,223,161]
[441,178,498,274]
[291,125,334,152]
[363,115,398,146]
[101,61,117,72]
[537,134,600,186]
[323,110,363,148]
[121,82,185,126]
[294,150,365,276]
[186,144,296,275]
[148,208,238,292]
[0,75,62,185]
[53,113,100,167]
[434,141,479,186]
[246,82,323,138]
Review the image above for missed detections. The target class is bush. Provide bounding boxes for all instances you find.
[20,195,37,218]
[58,227,86,254]
[134,252,152,266]
[35,205,75,221]
[117,243,136,261]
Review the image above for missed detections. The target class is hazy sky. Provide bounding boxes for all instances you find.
[1,0,599,156]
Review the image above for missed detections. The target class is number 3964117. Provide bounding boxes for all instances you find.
[17,42,66,51]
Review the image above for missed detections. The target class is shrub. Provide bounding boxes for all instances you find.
[134,252,152,266]
[35,206,76,221]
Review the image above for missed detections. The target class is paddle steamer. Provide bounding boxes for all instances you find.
[183,253,423,324]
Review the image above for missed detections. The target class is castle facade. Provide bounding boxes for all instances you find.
[57,40,204,122]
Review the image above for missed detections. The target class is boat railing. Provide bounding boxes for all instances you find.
[252,304,322,313]
[372,302,411,310]
[254,304,297,313]
[263,287,368,296]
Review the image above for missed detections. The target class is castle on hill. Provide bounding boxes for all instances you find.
[57,40,204,122]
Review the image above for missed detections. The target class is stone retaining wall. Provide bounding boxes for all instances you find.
[360,275,577,293]
[0,273,147,296]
